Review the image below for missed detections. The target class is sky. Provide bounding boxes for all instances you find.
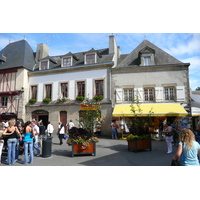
[0,33,200,90]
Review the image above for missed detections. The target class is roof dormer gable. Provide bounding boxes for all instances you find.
[61,52,79,67]
[84,48,102,65]
[139,46,155,66]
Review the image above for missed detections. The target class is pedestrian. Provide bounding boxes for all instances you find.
[0,123,5,164]
[172,128,200,166]
[23,121,35,164]
[163,121,173,153]
[111,120,118,139]
[171,119,179,146]
[31,120,41,156]
[194,122,200,144]
[15,120,23,161]
[58,122,65,145]
[158,119,164,140]
[2,119,22,165]
[67,120,75,131]
[47,121,54,137]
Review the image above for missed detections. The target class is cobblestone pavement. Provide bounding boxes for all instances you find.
[0,135,177,166]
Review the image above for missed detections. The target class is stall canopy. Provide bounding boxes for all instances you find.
[191,107,200,116]
[112,104,188,117]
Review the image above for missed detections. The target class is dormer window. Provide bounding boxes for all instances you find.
[86,53,95,64]
[63,57,72,67]
[40,61,48,70]
[144,56,151,66]
[140,46,155,66]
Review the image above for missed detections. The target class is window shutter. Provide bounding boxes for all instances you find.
[155,87,163,102]
[176,86,185,101]
[134,88,143,102]
[115,88,123,103]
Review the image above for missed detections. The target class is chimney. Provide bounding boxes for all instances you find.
[109,35,116,54]
[35,43,49,63]
[117,46,120,59]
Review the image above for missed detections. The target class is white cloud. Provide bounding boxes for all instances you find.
[181,56,200,70]
[165,33,200,56]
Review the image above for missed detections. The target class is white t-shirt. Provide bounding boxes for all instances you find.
[68,122,75,129]
[59,124,65,134]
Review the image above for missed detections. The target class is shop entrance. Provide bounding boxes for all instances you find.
[32,110,49,128]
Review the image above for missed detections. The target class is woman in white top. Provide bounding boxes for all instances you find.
[58,122,65,145]
[47,121,54,137]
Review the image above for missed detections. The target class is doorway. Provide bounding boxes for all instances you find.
[60,111,67,132]
[32,110,49,128]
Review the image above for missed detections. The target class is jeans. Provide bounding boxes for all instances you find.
[7,138,17,165]
[24,141,34,164]
[15,139,19,160]
[0,142,4,163]
[112,128,117,138]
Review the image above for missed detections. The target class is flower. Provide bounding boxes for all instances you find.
[66,127,99,150]
[126,134,150,141]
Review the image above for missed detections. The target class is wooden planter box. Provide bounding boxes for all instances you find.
[72,142,96,157]
[128,138,152,152]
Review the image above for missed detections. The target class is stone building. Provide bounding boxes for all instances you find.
[0,35,191,135]
[112,39,190,130]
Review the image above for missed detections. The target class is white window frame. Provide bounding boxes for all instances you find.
[144,56,151,66]
[124,89,133,102]
[84,53,96,64]
[144,88,155,102]
[1,96,8,107]
[62,56,72,67]
[39,60,49,70]
[164,87,175,101]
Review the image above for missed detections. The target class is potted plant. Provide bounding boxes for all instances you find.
[126,97,153,152]
[67,127,99,157]
[43,98,51,103]
[29,98,36,104]
[67,97,101,157]
[93,94,104,102]
[76,96,85,102]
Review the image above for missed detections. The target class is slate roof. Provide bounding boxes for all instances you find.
[0,40,36,71]
[34,48,113,71]
[117,39,184,68]
[191,91,200,107]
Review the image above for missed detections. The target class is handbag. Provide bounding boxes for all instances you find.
[171,159,183,166]
[171,142,184,166]
[63,134,67,140]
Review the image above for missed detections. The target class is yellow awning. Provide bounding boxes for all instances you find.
[112,104,188,117]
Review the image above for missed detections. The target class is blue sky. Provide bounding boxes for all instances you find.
[0,33,199,90]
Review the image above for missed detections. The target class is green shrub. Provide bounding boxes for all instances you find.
[43,98,51,103]
[76,96,85,101]
[29,99,36,104]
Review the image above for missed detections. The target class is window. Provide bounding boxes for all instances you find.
[61,83,68,98]
[1,96,8,107]
[95,80,104,96]
[31,86,37,100]
[45,84,52,99]
[144,88,154,102]
[124,89,133,101]
[164,87,175,100]
[63,57,71,67]
[86,54,95,64]
[144,56,151,66]
[77,81,85,97]
[41,61,48,70]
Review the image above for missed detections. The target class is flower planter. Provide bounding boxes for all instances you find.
[128,138,152,152]
[71,141,96,157]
